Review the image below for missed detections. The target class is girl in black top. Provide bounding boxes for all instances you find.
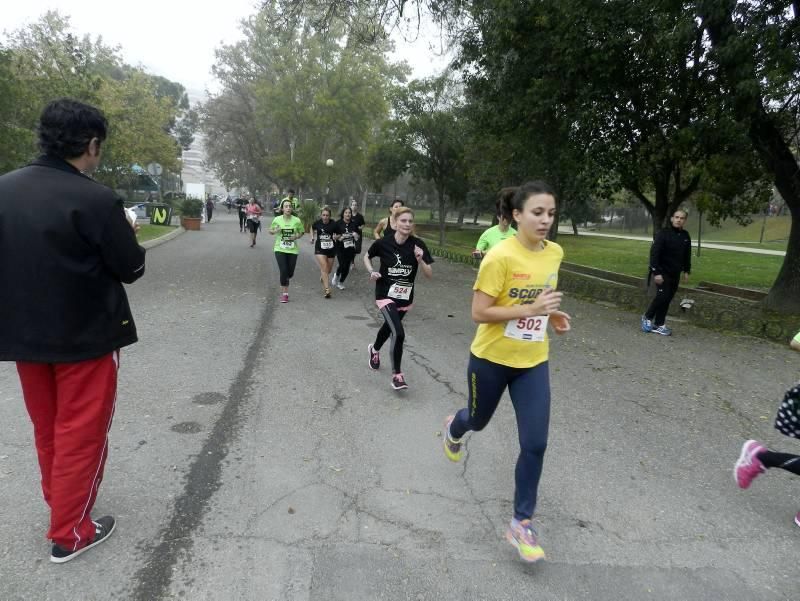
[350,198,366,270]
[363,207,433,390]
[373,199,404,239]
[331,207,359,289]
[236,197,248,232]
[310,206,337,298]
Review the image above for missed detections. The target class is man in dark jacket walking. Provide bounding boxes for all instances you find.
[641,209,691,336]
[0,98,146,563]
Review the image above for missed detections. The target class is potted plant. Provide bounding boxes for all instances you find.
[179,198,204,231]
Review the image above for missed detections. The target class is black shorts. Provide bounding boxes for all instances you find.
[315,248,336,258]
[247,220,260,233]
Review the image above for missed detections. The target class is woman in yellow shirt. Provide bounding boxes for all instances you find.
[443,181,570,564]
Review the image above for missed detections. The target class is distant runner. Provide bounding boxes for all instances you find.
[245,197,262,248]
[350,198,365,271]
[269,200,304,303]
[331,207,359,290]
[373,198,404,239]
[311,206,337,298]
[472,188,517,258]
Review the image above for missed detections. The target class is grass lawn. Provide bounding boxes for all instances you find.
[416,227,784,291]
[136,224,177,243]
[595,214,791,245]
[556,234,782,291]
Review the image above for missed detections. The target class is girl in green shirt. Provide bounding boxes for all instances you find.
[473,189,517,258]
[269,200,304,303]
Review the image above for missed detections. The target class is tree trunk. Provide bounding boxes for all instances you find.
[457,209,465,225]
[571,218,579,236]
[649,176,671,238]
[699,0,800,313]
[764,206,800,313]
[473,210,480,225]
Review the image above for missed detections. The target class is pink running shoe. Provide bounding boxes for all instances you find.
[734,439,766,489]
[391,373,408,390]
[280,292,289,303]
[795,512,800,528]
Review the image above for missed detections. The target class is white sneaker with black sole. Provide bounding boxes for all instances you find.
[50,515,116,563]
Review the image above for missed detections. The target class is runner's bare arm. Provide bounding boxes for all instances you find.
[471,288,563,324]
[373,218,386,239]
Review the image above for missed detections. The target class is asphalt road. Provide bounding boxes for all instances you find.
[1,212,798,601]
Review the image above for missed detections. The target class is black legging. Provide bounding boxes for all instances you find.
[336,246,356,283]
[275,252,298,286]
[238,210,247,231]
[374,303,407,374]
[645,273,680,327]
[760,450,800,475]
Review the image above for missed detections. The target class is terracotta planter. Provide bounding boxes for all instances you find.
[181,217,202,231]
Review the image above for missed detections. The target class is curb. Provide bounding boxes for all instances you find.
[140,226,185,250]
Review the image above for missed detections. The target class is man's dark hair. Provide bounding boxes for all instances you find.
[288,189,295,195]
[37,98,108,159]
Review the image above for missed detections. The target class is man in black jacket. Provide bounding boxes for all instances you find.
[641,209,691,336]
[0,98,146,563]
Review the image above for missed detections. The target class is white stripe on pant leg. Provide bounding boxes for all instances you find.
[70,350,119,551]
[380,306,398,374]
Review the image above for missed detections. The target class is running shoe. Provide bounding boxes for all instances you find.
[443,415,463,462]
[505,519,545,563]
[280,292,289,303]
[391,373,408,390]
[734,439,766,489]
[336,283,345,290]
[640,315,653,333]
[795,511,800,528]
[652,325,672,336]
[368,344,380,370]
[51,516,115,564]
[331,273,339,286]
[324,288,331,298]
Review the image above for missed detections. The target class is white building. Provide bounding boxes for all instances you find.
[181,90,228,198]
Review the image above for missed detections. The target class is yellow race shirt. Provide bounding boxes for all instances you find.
[469,236,564,368]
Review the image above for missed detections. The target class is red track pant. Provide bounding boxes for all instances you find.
[16,351,119,551]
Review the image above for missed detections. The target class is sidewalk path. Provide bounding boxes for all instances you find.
[559,227,787,256]
[1,213,797,600]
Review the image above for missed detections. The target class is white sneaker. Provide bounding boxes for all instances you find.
[331,273,339,286]
[336,283,345,290]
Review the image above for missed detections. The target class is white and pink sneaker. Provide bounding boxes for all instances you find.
[280,292,289,303]
[734,439,767,489]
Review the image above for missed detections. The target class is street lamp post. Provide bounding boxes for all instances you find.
[325,158,334,206]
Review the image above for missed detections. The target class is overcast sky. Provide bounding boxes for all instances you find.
[2,1,452,97]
